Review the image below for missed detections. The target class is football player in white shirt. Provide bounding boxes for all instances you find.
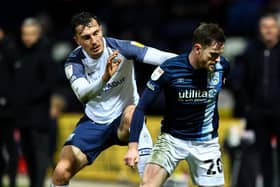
[50,12,177,187]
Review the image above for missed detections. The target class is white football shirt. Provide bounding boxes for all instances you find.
[65,37,177,124]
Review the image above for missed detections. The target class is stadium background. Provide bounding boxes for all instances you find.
[1,0,280,186]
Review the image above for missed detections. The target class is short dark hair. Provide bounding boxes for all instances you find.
[71,11,101,35]
[192,23,225,47]
[259,13,278,24]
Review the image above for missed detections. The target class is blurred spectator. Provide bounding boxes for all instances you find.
[0,25,19,187]
[49,93,66,169]
[231,13,280,187]
[13,17,56,187]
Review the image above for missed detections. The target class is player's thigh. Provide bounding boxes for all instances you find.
[187,138,224,187]
[56,145,88,175]
[141,163,168,187]
[65,115,117,163]
[147,133,183,175]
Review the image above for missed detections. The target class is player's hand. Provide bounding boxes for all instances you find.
[102,50,122,82]
[124,142,139,168]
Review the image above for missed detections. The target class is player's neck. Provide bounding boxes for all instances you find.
[188,51,199,69]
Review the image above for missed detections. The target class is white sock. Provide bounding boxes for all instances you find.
[137,123,153,177]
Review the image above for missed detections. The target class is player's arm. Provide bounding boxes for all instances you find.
[124,84,160,167]
[142,47,177,65]
[106,37,177,66]
[65,51,121,103]
[125,66,167,167]
[65,62,105,103]
[220,56,230,85]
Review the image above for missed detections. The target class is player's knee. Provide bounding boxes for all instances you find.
[140,180,161,187]
[140,179,154,187]
[140,174,153,186]
[52,162,72,185]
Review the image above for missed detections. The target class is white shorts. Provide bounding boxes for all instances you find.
[147,133,224,186]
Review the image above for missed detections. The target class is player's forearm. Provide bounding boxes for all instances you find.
[129,106,145,143]
[143,47,177,65]
[128,142,139,150]
[71,77,106,103]
[129,87,160,142]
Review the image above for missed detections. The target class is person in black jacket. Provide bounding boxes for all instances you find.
[232,13,280,187]
[0,25,19,187]
[14,18,56,187]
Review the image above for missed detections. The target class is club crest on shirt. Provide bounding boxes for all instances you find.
[151,66,164,81]
[208,72,220,86]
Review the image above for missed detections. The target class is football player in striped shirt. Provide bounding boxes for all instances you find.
[125,23,229,187]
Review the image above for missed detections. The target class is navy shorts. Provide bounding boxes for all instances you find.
[64,114,128,164]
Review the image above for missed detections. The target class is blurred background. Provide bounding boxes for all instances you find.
[1,0,278,113]
[1,0,280,187]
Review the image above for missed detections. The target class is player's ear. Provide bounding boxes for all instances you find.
[193,43,201,55]
[99,25,104,35]
[73,35,80,45]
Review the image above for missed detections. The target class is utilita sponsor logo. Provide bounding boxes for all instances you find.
[178,89,216,99]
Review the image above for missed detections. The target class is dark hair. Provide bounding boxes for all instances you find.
[259,13,278,24]
[71,11,101,35]
[192,23,225,47]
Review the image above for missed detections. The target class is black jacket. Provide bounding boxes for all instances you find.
[0,36,18,119]
[234,39,280,115]
[13,37,56,129]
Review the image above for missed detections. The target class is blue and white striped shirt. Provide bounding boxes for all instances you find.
[130,53,230,141]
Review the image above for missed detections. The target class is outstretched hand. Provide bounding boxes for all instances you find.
[102,50,122,82]
[124,143,139,168]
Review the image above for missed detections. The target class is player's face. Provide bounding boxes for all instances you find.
[74,19,104,59]
[259,17,279,44]
[197,42,224,71]
[21,24,41,48]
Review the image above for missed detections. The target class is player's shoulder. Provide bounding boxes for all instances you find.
[161,53,188,70]
[216,56,230,75]
[105,37,146,49]
[219,56,230,69]
[105,37,148,61]
[154,54,188,79]
[105,37,119,45]
[105,37,125,49]
[66,46,86,64]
